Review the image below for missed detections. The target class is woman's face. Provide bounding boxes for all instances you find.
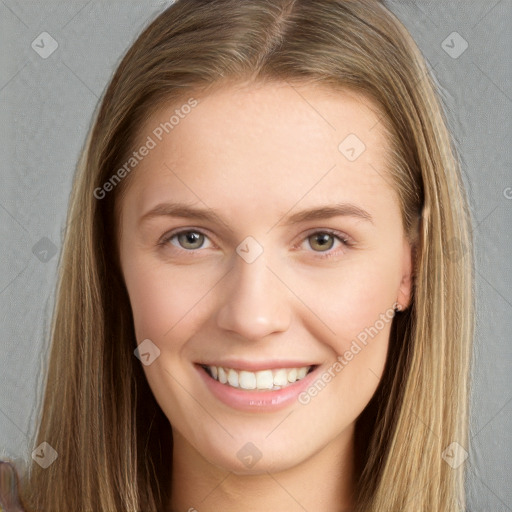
[118,82,412,473]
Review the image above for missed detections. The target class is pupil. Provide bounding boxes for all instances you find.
[180,231,203,249]
[312,233,333,251]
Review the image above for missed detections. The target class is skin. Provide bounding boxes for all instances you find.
[118,81,413,512]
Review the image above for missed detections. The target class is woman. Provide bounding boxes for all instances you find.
[1,0,474,510]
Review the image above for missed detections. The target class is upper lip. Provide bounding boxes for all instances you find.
[196,360,319,372]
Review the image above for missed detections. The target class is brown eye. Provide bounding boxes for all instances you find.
[308,232,335,252]
[175,231,206,250]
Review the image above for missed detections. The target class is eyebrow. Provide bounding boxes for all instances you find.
[139,201,373,229]
[281,204,373,225]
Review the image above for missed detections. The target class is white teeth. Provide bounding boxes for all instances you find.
[218,367,227,384]
[297,367,308,379]
[287,368,298,383]
[204,364,313,390]
[227,369,239,387]
[256,370,274,390]
[273,369,288,386]
[239,370,256,390]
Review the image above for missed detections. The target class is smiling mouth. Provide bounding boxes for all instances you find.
[200,364,317,391]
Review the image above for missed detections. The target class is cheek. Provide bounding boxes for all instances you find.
[288,254,400,351]
[286,252,399,413]
[295,269,395,425]
[122,255,220,345]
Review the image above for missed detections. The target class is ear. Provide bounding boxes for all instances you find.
[396,237,414,310]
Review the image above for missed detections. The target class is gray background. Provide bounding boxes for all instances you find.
[0,1,511,510]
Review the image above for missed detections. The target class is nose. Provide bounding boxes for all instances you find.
[215,251,291,341]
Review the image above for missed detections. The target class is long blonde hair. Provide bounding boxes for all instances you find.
[14,0,473,510]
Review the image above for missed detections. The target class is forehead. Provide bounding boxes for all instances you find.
[122,81,396,220]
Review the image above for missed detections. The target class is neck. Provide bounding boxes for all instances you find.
[168,426,356,512]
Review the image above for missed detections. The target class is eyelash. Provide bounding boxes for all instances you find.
[158,228,353,260]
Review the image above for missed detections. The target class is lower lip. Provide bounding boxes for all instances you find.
[195,364,320,412]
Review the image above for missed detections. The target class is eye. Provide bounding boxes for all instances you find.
[308,232,336,251]
[161,229,213,251]
[159,228,352,259]
[299,229,352,259]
